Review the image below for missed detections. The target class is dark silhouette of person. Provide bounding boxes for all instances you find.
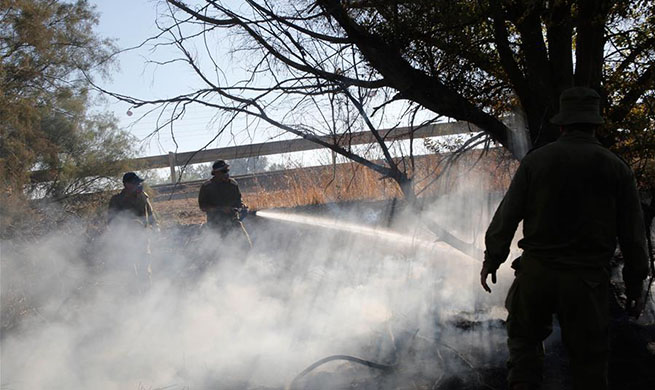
[480,87,649,390]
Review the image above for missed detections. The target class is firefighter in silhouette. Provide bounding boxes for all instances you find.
[480,87,649,390]
[198,160,252,248]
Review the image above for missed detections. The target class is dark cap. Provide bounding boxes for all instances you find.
[550,87,605,126]
[212,160,229,172]
[122,172,144,184]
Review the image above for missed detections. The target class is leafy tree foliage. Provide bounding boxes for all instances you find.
[0,0,135,212]
[227,156,271,175]
[347,0,654,183]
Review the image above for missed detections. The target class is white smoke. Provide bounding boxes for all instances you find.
[1,188,514,390]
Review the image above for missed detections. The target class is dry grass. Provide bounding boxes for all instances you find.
[154,197,206,225]
[246,163,404,209]
[153,150,516,225]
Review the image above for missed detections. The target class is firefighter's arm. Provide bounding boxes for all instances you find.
[198,186,212,212]
[234,182,244,209]
[107,195,119,222]
[227,183,246,214]
[481,162,528,292]
[617,170,649,317]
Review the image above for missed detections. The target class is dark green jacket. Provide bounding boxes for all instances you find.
[108,189,156,226]
[484,131,649,295]
[198,177,243,222]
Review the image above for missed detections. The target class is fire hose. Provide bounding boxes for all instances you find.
[286,354,396,390]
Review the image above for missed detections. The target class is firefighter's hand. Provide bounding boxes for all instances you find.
[626,294,646,319]
[480,264,497,293]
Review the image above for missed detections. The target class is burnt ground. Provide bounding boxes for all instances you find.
[167,200,655,390]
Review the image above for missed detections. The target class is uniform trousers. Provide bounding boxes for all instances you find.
[505,256,609,390]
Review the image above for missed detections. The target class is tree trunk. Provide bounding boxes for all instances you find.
[393,175,484,261]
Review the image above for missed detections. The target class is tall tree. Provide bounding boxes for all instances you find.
[0,0,134,212]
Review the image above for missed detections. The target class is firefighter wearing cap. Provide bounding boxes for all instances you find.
[198,160,252,247]
[108,172,157,227]
[480,87,649,390]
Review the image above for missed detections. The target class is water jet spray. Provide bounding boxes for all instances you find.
[255,209,479,265]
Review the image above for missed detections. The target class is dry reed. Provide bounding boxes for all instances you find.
[154,151,516,225]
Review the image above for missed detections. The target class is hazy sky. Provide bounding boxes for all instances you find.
[89,1,448,169]
[91,0,262,158]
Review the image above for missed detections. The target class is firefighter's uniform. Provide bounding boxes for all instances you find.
[107,172,157,286]
[108,189,156,227]
[484,129,649,388]
[198,177,251,247]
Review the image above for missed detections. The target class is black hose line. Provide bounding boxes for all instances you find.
[286,354,395,390]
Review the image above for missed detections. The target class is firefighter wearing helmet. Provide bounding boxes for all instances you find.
[198,160,252,248]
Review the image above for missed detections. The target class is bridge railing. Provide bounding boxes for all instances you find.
[31,121,480,184]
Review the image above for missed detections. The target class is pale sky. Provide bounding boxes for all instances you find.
[89,0,454,169]
[92,0,272,158]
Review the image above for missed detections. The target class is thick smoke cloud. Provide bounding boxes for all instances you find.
[5,182,649,389]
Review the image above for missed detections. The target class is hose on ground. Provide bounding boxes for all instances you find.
[286,354,395,390]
